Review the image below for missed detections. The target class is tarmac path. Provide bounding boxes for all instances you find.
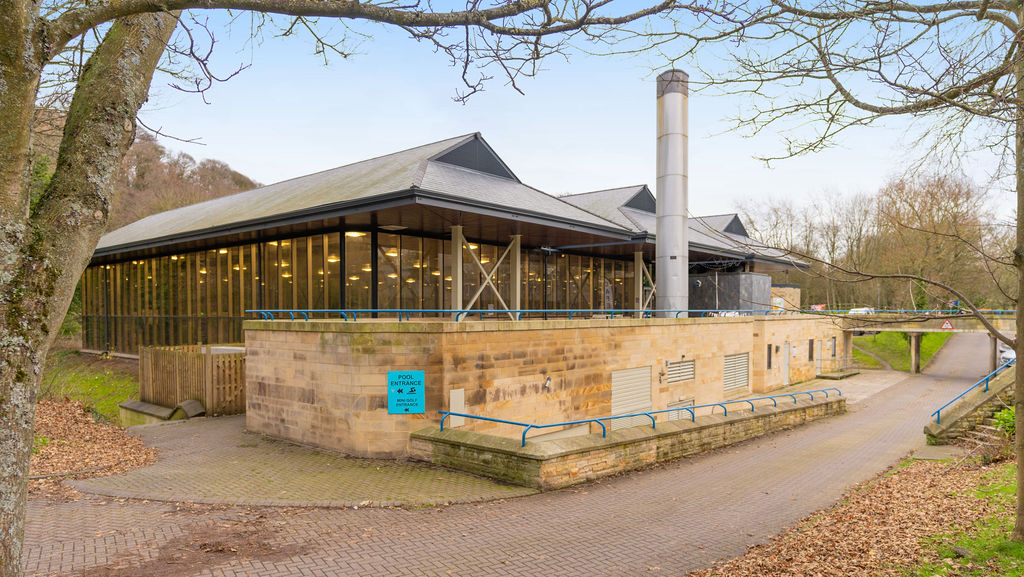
[23,333,990,577]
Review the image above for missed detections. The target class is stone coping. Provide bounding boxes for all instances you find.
[244,313,827,334]
[923,366,1015,440]
[411,396,841,461]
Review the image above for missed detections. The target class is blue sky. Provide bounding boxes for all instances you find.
[139,12,1011,217]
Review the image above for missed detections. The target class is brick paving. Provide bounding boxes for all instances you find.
[70,416,535,507]
[23,334,990,577]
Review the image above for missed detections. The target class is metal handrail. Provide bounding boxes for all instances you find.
[931,358,1016,424]
[438,387,841,447]
[245,307,1020,322]
[246,308,788,322]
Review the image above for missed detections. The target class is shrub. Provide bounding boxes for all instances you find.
[994,407,1015,438]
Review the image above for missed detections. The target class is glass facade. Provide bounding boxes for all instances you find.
[82,230,637,354]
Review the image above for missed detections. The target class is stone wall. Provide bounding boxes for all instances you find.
[771,284,801,310]
[245,315,843,457]
[410,397,845,489]
[923,367,1015,444]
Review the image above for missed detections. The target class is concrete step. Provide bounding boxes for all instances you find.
[965,430,1004,444]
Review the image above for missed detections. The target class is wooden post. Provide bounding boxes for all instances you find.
[510,235,521,313]
[204,345,214,412]
[451,225,463,320]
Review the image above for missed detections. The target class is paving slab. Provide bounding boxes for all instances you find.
[71,415,536,507]
[24,333,993,577]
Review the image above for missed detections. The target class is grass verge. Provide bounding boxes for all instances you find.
[41,349,139,424]
[853,331,951,372]
[909,461,1023,577]
[851,346,884,368]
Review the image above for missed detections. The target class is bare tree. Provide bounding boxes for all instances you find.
[0,2,695,575]
[684,0,1024,536]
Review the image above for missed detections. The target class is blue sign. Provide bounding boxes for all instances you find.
[387,371,425,414]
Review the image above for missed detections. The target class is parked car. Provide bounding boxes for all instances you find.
[1000,347,1016,365]
[848,307,875,315]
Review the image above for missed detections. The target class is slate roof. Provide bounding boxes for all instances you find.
[96,133,626,254]
[95,133,798,268]
[560,186,795,264]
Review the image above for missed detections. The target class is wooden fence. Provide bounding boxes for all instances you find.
[139,344,246,415]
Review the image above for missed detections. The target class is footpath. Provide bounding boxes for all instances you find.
[23,333,988,577]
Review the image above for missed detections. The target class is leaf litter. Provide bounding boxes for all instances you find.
[688,459,1008,577]
[30,398,156,500]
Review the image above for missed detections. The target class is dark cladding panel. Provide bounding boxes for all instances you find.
[433,137,518,181]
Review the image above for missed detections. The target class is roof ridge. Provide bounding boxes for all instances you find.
[561,185,647,198]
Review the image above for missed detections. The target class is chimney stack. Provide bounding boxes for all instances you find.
[656,69,689,317]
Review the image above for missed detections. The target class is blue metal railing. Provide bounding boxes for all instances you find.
[246,307,1018,323]
[931,358,1016,424]
[438,387,842,447]
[802,308,1016,316]
[245,308,791,322]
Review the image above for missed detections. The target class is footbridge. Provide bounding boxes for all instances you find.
[827,310,1016,373]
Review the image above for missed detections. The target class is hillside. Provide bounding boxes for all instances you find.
[30,111,259,230]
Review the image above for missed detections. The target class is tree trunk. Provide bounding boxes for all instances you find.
[0,3,44,574]
[0,13,175,577]
[1013,28,1024,543]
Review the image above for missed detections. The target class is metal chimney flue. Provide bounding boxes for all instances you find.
[656,69,689,317]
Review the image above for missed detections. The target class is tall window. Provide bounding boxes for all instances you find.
[344,231,371,309]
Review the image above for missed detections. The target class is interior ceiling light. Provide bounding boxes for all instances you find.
[387,273,399,279]
[445,276,453,281]
[282,273,292,278]
[385,249,399,257]
[432,271,441,276]
[362,265,373,272]
[170,256,178,261]
[326,256,340,263]
[219,249,228,254]
[480,257,491,264]
[405,278,416,283]
[468,243,478,250]
[379,225,407,231]
[349,275,360,281]
[345,231,367,238]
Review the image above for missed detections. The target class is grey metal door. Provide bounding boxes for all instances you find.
[611,366,652,430]
[723,353,749,394]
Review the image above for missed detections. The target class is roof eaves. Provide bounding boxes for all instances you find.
[92,190,421,259]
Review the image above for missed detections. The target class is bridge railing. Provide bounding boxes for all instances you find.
[930,359,1016,424]
[439,388,842,447]
[801,308,1015,316]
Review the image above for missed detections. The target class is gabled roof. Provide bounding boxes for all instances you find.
[96,133,628,255]
[695,214,749,237]
[94,133,802,270]
[562,187,796,265]
[559,185,654,231]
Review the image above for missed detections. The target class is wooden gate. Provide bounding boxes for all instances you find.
[139,344,246,415]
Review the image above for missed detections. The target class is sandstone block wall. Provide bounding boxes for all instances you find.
[410,397,845,489]
[245,315,843,457]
